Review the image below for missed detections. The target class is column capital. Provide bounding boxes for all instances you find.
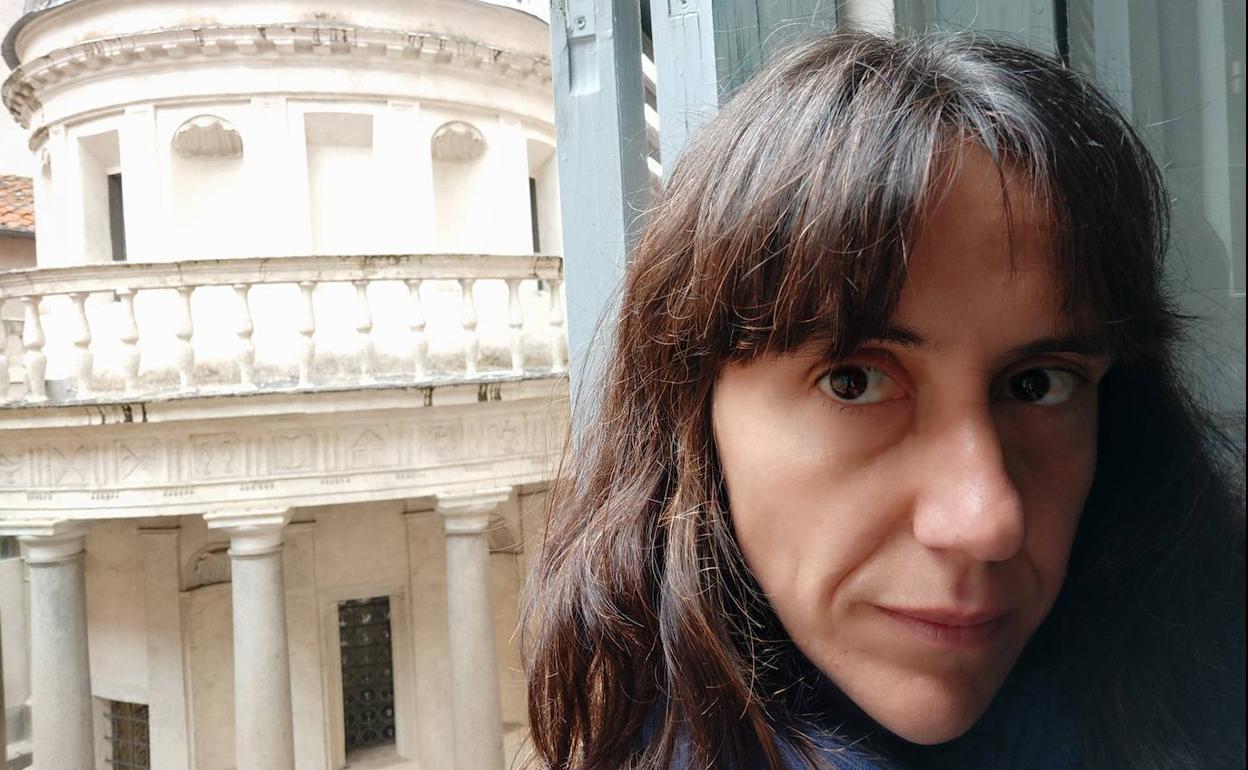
[435,488,511,535]
[0,519,89,564]
[205,509,293,557]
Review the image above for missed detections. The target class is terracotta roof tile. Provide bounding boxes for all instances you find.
[0,175,35,233]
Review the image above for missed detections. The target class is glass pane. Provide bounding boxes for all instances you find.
[338,595,397,755]
[1068,0,1246,438]
[107,701,150,770]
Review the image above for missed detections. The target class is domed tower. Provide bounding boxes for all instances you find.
[4,0,560,265]
[0,3,566,770]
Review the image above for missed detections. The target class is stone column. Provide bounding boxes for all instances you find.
[205,509,295,770]
[0,520,93,770]
[437,488,511,770]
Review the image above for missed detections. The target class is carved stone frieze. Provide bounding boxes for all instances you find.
[0,389,569,519]
[190,433,241,479]
[0,448,24,485]
[485,416,525,458]
[272,432,317,472]
[117,440,160,483]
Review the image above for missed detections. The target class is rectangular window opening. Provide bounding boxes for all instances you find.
[529,176,541,253]
[338,595,396,757]
[107,172,126,262]
[0,536,19,559]
[105,700,150,770]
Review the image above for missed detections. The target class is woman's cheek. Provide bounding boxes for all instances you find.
[999,395,1099,602]
[999,395,1099,508]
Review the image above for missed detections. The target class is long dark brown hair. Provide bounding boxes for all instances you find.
[522,32,1245,770]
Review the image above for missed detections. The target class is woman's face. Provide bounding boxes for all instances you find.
[712,148,1110,745]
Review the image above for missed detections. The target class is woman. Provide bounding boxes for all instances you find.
[522,32,1245,770]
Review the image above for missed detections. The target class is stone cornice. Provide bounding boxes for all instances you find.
[3,23,554,128]
[0,373,569,430]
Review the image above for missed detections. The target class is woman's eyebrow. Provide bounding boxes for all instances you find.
[1004,333,1113,359]
[871,325,928,348]
[866,326,1111,358]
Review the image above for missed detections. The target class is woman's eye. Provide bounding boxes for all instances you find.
[817,365,900,404]
[1006,368,1080,405]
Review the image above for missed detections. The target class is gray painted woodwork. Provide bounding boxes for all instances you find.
[895,0,1059,54]
[649,0,719,178]
[649,0,838,178]
[553,0,836,430]
[549,0,651,434]
[711,0,839,97]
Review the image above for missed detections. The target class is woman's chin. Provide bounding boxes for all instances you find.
[884,715,979,746]
[852,681,996,746]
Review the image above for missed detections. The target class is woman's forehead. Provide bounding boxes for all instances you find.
[919,143,1055,246]
[906,146,1061,301]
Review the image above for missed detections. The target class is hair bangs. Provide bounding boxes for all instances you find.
[652,33,1169,375]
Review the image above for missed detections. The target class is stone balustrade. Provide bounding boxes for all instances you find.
[0,254,565,406]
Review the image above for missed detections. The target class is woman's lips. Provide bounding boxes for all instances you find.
[874,605,1009,648]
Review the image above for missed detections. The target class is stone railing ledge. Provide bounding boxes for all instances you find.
[0,252,567,409]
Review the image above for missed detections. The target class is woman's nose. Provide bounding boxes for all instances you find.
[910,411,1026,562]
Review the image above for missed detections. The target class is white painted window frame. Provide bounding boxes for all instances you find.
[319,582,417,770]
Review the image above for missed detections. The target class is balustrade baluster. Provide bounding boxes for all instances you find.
[21,295,47,402]
[547,278,565,373]
[69,292,93,397]
[297,281,317,387]
[459,278,479,377]
[234,284,256,388]
[407,278,428,379]
[353,280,375,383]
[507,279,524,374]
[116,289,142,395]
[174,286,196,391]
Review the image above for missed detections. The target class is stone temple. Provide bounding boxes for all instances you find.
[0,1,566,768]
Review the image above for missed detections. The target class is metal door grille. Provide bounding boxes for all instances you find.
[105,700,150,769]
[339,595,397,753]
